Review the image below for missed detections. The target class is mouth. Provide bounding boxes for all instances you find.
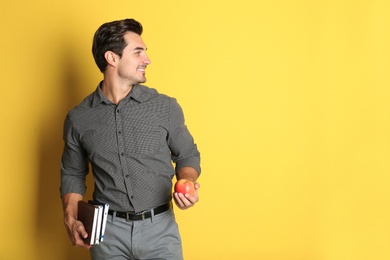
[137,66,146,73]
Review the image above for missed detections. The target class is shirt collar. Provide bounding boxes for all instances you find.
[131,84,158,102]
[91,82,110,107]
[91,82,151,107]
[128,84,144,102]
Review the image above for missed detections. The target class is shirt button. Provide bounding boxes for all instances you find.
[125,174,130,178]
[121,152,124,156]
[131,196,134,199]
[118,131,122,134]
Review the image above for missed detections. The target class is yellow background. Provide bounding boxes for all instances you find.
[1,0,390,259]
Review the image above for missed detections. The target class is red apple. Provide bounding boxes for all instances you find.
[174,179,195,196]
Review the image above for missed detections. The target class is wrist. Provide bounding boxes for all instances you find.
[64,212,77,225]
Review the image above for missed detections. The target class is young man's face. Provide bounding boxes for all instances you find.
[116,32,151,85]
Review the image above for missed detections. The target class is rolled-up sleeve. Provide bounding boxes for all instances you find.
[60,114,89,197]
[168,98,201,175]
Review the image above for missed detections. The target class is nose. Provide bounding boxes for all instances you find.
[143,53,151,65]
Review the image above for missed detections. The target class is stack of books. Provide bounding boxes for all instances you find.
[77,200,109,245]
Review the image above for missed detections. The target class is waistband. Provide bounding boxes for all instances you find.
[108,202,171,221]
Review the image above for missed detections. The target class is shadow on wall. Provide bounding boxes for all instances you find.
[36,40,95,259]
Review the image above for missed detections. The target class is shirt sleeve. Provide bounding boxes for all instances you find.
[60,114,89,197]
[168,98,201,175]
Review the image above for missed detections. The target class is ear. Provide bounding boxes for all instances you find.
[104,51,117,66]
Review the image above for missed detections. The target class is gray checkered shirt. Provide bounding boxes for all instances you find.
[60,83,201,212]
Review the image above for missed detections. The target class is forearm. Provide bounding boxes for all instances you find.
[176,166,199,182]
[62,193,83,223]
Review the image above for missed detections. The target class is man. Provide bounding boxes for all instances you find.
[60,18,201,260]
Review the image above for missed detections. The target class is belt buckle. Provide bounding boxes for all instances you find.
[126,211,146,221]
[125,211,135,222]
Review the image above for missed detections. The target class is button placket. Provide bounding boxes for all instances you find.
[116,108,125,159]
[115,105,137,208]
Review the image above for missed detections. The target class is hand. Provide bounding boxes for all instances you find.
[173,182,200,210]
[64,215,92,249]
[62,194,92,249]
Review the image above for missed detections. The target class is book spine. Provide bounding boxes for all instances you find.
[89,208,98,245]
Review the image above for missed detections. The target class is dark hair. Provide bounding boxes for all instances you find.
[92,18,143,72]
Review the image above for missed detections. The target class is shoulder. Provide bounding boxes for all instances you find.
[66,91,96,121]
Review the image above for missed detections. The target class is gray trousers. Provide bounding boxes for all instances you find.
[90,208,183,260]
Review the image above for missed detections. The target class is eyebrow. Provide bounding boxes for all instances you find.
[133,47,147,51]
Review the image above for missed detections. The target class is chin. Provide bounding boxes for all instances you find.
[139,78,147,83]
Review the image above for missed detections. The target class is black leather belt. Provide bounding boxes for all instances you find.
[108,203,171,221]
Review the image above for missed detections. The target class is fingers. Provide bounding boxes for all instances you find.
[173,193,190,209]
[173,190,199,210]
[173,181,200,210]
[67,220,93,249]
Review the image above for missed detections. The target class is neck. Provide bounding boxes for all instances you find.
[101,77,133,105]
